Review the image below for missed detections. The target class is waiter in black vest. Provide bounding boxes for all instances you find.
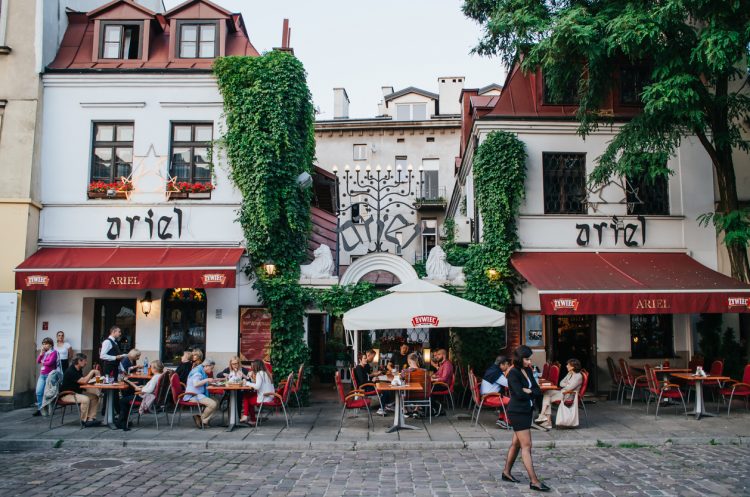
[100,326,125,377]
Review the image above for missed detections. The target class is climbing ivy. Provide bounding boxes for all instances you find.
[452,131,527,371]
[214,51,315,394]
[308,282,384,318]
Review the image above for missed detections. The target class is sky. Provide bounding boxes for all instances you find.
[162,0,507,119]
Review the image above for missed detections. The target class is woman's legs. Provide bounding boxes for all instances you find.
[515,429,541,485]
[242,392,258,422]
[503,432,520,476]
[35,374,48,410]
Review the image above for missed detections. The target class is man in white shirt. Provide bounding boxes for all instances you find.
[480,355,511,395]
[100,326,125,377]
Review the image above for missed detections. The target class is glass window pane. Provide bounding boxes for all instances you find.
[95,125,114,142]
[396,104,410,121]
[193,147,211,181]
[181,25,197,42]
[413,103,427,120]
[115,147,133,178]
[180,41,196,58]
[116,125,133,142]
[104,25,121,42]
[199,41,215,58]
[200,24,215,41]
[194,125,213,142]
[171,148,191,181]
[173,125,192,142]
[103,42,120,59]
[92,148,112,181]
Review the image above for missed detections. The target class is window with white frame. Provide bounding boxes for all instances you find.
[178,21,218,58]
[395,103,428,121]
[421,219,438,260]
[100,22,142,59]
[395,156,408,183]
[0,0,8,48]
[353,144,367,161]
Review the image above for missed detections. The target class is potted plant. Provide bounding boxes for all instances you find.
[166,180,215,199]
[87,180,133,199]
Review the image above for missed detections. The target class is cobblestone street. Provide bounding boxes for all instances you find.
[0,444,747,497]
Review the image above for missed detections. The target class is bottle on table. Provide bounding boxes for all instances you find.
[143,356,149,375]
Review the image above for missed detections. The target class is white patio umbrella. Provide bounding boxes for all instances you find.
[343,279,505,361]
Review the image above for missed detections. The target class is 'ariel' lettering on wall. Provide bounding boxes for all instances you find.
[576,215,646,247]
[106,207,183,241]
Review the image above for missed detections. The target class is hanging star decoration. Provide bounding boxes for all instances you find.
[127,143,171,199]
[584,177,643,213]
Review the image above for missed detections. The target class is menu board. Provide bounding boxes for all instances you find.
[0,292,19,391]
[238,306,272,363]
[504,304,522,353]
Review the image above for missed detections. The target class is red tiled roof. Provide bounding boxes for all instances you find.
[48,0,259,72]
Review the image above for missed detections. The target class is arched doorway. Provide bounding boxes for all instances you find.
[339,253,418,285]
[162,288,207,364]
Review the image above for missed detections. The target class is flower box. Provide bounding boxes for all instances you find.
[87,191,128,199]
[87,181,133,200]
[166,181,215,200]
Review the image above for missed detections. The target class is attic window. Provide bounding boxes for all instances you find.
[101,22,141,59]
[178,21,218,58]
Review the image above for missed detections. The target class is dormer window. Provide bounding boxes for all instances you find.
[178,21,218,58]
[100,22,141,59]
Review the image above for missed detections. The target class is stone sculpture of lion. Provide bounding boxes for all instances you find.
[300,244,335,278]
[425,246,465,284]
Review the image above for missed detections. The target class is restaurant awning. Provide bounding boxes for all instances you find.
[15,247,244,290]
[511,252,750,315]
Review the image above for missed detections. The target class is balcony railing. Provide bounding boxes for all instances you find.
[415,186,447,210]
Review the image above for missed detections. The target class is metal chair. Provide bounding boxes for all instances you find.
[48,390,81,428]
[718,363,750,415]
[335,371,373,431]
[256,372,293,428]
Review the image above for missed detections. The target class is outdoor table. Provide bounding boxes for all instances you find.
[81,382,128,429]
[207,383,255,432]
[375,382,424,433]
[126,372,153,381]
[540,383,560,392]
[671,373,731,420]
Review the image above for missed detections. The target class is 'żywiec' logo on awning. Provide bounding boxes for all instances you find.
[25,275,49,287]
[727,297,750,309]
[201,273,227,285]
[552,298,579,311]
[411,315,439,327]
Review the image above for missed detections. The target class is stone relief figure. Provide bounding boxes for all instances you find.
[425,245,465,284]
[300,244,335,279]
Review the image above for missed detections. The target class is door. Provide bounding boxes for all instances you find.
[548,315,597,391]
[161,288,207,364]
[93,299,137,364]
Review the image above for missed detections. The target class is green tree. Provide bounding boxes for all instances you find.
[463,0,750,281]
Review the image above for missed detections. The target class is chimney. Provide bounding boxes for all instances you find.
[381,86,394,97]
[275,19,293,53]
[333,88,350,119]
[438,76,464,115]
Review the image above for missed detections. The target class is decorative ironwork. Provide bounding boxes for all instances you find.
[543,152,587,214]
[626,174,669,215]
[332,163,420,253]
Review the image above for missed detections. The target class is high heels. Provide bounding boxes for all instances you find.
[530,481,551,492]
[501,472,519,483]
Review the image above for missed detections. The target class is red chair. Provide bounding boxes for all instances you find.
[335,371,373,431]
[127,374,167,429]
[606,357,623,401]
[289,364,304,414]
[702,359,725,401]
[169,372,204,429]
[718,364,750,415]
[256,372,293,428]
[618,358,647,405]
[431,368,456,412]
[547,365,560,386]
[48,390,81,429]
[540,363,550,381]
[469,369,510,428]
[645,365,687,419]
[350,366,382,408]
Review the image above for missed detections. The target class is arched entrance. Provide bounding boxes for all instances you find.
[162,288,207,364]
[340,253,418,285]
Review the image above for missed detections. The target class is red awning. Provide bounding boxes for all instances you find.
[15,247,244,290]
[511,252,750,315]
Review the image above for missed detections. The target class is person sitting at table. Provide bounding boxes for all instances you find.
[185,358,220,429]
[60,353,102,428]
[430,349,454,416]
[116,360,165,431]
[175,349,194,385]
[191,349,204,369]
[481,355,511,395]
[217,356,250,381]
[400,352,428,417]
[119,349,141,376]
[354,352,392,415]
[240,359,275,424]
[535,358,583,430]
[388,343,410,373]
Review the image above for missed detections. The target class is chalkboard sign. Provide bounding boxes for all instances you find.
[0,293,19,391]
[238,306,271,363]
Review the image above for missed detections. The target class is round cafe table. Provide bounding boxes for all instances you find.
[208,383,255,432]
[671,373,731,420]
[81,382,128,429]
[375,382,424,433]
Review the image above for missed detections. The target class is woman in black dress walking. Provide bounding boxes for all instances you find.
[502,345,550,492]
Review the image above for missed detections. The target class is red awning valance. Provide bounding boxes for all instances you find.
[15,247,244,290]
[511,252,750,315]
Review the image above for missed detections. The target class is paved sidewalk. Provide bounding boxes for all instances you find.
[1,389,748,451]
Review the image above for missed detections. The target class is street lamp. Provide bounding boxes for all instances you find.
[140,291,152,317]
[262,260,277,276]
[486,268,501,281]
